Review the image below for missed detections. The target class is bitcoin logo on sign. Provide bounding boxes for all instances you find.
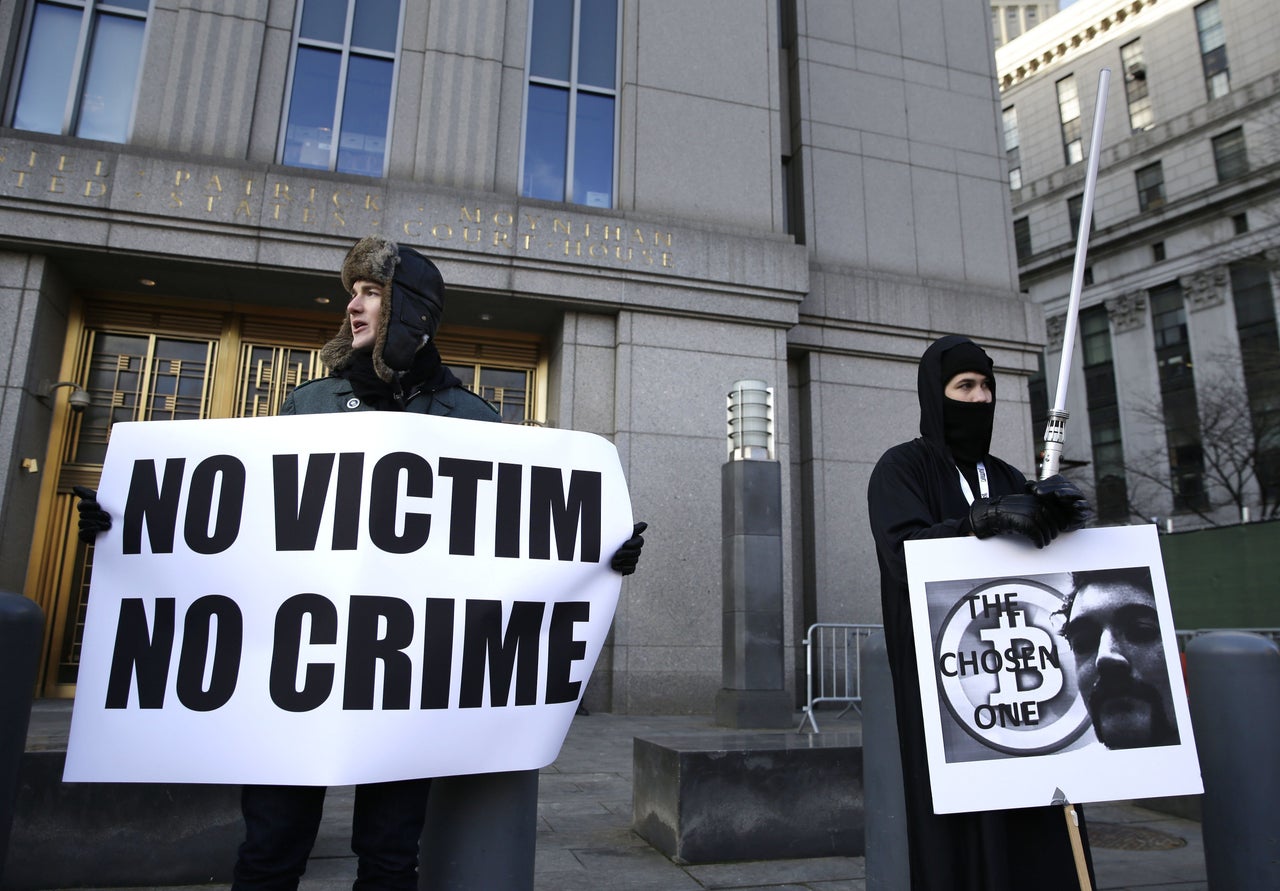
[934,579,1090,756]
[982,610,1064,707]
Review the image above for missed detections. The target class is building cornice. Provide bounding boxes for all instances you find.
[996,0,1184,91]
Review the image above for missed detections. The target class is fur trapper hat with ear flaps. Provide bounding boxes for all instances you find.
[320,235,446,382]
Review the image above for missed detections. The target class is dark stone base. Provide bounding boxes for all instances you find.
[714,688,794,729]
[632,731,863,864]
[4,750,241,890]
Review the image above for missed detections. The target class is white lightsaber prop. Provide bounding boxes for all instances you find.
[1044,71,1111,891]
[1041,68,1111,482]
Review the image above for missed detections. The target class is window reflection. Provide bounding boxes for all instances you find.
[1056,76,1083,166]
[529,0,573,81]
[353,0,402,52]
[524,85,570,201]
[574,92,614,207]
[12,4,79,134]
[577,0,617,89]
[522,0,618,207]
[301,0,347,42]
[282,0,402,176]
[337,56,394,175]
[284,48,342,169]
[12,1,147,142]
[78,14,146,142]
[1195,0,1230,99]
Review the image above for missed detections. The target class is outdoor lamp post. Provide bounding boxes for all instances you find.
[717,380,791,728]
[727,379,773,461]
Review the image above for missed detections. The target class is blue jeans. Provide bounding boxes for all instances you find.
[232,779,432,891]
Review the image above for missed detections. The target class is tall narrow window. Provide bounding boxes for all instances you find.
[10,0,149,142]
[1028,350,1049,459]
[1135,162,1165,212]
[1005,8,1022,41]
[1194,0,1229,99]
[1151,283,1207,512]
[1212,127,1247,182]
[783,155,806,244]
[1003,107,1022,190]
[521,0,620,208]
[1081,306,1129,523]
[1120,40,1153,131]
[1056,75,1083,166]
[280,0,402,177]
[1013,216,1032,264]
[1067,193,1092,243]
[1231,259,1280,503]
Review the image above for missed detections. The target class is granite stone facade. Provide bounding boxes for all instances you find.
[0,0,1039,712]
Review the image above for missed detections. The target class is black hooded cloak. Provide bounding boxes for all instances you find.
[866,335,1090,890]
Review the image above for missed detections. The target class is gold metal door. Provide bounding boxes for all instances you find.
[25,300,541,696]
[25,299,332,697]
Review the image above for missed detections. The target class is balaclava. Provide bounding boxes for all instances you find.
[917,335,997,464]
[939,340,996,463]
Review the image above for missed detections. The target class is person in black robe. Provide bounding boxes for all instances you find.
[866,334,1094,890]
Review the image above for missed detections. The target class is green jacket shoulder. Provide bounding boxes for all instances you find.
[281,377,502,422]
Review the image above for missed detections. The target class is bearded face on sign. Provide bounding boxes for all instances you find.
[1058,568,1179,750]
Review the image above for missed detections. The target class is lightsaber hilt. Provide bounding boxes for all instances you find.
[1041,409,1069,480]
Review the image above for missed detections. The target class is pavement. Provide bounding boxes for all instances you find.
[21,704,1206,891]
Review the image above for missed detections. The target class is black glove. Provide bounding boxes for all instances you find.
[969,494,1056,548]
[73,485,112,544]
[1029,474,1094,533]
[609,522,647,576]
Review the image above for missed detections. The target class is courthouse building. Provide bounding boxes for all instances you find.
[0,0,1040,711]
[991,1,1058,49]
[997,0,1280,529]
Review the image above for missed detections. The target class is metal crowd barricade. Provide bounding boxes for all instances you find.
[797,623,881,733]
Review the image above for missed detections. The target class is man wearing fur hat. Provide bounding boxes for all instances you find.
[229,236,504,889]
[79,235,647,889]
[231,235,647,889]
[282,234,496,417]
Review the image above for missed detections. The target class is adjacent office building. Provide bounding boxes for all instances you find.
[1,0,1040,712]
[998,0,1280,530]
[991,1,1059,48]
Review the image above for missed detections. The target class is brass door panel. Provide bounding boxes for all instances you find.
[27,297,540,696]
[29,299,326,697]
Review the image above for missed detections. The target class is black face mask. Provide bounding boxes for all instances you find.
[943,397,994,463]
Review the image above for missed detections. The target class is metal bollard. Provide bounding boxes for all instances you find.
[419,768,538,891]
[1185,631,1280,891]
[0,592,44,881]
[860,631,909,890]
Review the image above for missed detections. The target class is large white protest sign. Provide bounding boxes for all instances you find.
[64,413,633,786]
[905,525,1202,814]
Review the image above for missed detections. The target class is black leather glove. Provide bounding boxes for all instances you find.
[1029,474,1094,533]
[609,522,647,576]
[969,494,1056,548]
[73,485,112,544]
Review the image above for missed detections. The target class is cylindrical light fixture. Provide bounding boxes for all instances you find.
[726,379,773,461]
